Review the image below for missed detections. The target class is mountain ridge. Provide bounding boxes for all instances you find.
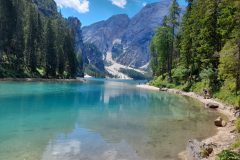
[82,0,173,69]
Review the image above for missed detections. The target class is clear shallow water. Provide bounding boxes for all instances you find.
[0,79,220,160]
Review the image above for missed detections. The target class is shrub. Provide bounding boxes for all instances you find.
[150,76,175,88]
[232,139,240,149]
[191,81,206,94]
[236,118,240,133]
[172,66,189,85]
[214,89,239,106]
[217,150,240,160]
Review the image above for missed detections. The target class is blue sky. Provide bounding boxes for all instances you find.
[54,0,187,26]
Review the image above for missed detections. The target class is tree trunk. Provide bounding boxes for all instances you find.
[236,40,240,95]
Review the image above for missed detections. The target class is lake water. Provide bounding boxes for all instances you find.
[0,79,220,160]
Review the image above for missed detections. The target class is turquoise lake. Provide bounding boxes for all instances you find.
[0,79,220,160]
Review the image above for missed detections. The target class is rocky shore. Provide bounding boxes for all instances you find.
[136,84,239,160]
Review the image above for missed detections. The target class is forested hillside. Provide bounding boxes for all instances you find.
[151,0,240,106]
[0,0,82,78]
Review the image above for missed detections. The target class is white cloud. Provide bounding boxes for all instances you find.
[110,0,127,8]
[54,0,89,13]
[142,2,147,6]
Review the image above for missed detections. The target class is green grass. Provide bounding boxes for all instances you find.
[232,138,240,149]
[150,76,176,88]
[217,150,240,160]
[214,90,239,106]
[235,119,240,133]
[191,81,207,94]
[150,76,240,107]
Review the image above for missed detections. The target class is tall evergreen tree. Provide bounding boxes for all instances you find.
[179,0,194,81]
[26,5,38,73]
[0,0,16,53]
[45,20,57,78]
[168,0,180,81]
[36,13,44,68]
[64,32,77,78]
[13,0,25,74]
[55,18,66,77]
[218,0,240,94]
[151,16,172,78]
[0,0,17,65]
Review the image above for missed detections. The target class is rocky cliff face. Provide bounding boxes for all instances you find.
[66,17,85,59]
[82,14,130,55]
[67,17,106,76]
[32,0,58,16]
[82,1,172,68]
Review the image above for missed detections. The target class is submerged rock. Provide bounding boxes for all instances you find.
[206,102,219,109]
[186,139,213,160]
[214,117,227,127]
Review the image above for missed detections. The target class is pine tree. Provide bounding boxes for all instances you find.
[168,0,181,81]
[64,32,77,78]
[55,18,66,78]
[45,20,57,78]
[0,0,17,65]
[179,0,197,83]
[13,0,25,74]
[218,0,240,94]
[0,0,15,52]
[151,16,172,78]
[36,13,44,68]
[26,5,38,73]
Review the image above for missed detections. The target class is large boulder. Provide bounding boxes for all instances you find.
[234,110,240,118]
[206,102,219,109]
[159,88,168,92]
[214,117,227,127]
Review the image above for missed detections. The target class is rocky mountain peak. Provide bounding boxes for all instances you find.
[83,1,173,69]
[82,14,130,54]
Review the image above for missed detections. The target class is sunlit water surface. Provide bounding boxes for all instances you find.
[0,79,221,160]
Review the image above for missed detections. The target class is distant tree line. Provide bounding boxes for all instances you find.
[0,0,82,78]
[151,0,240,105]
[119,68,151,80]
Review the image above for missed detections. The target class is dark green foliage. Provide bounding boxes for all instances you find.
[0,0,82,79]
[151,16,172,78]
[64,32,78,78]
[26,5,38,73]
[151,0,180,81]
[45,20,57,78]
[84,65,106,78]
[151,0,240,106]
[119,68,150,80]
[217,150,240,160]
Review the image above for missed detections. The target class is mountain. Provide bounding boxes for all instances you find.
[66,17,85,60]
[83,14,130,54]
[82,1,172,69]
[67,17,106,77]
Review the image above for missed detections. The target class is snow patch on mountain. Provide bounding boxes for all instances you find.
[105,52,146,79]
